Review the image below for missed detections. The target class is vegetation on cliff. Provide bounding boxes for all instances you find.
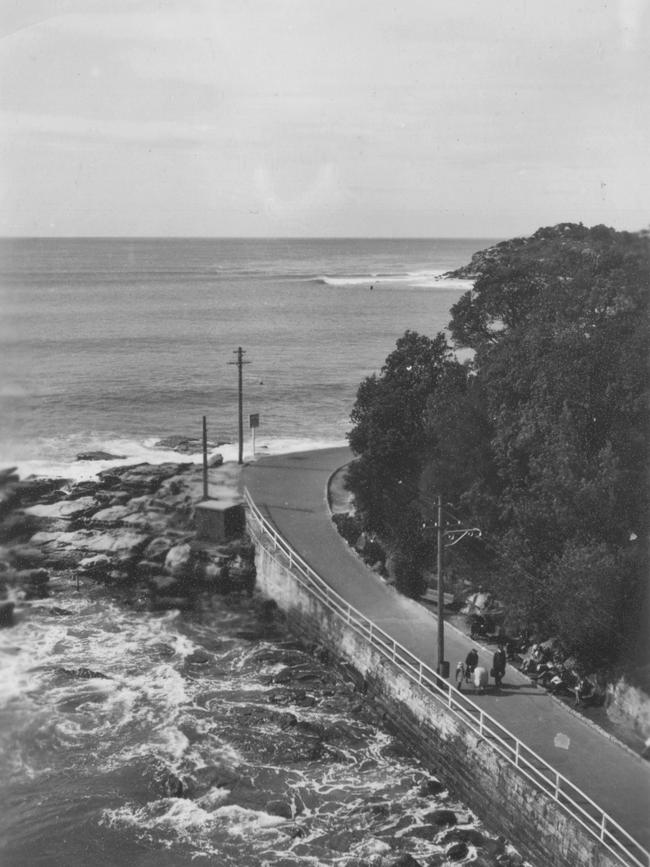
[347,223,649,678]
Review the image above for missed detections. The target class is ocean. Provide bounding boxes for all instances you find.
[0,237,486,479]
[0,237,527,867]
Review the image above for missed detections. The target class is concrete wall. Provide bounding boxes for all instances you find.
[253,537,623,867]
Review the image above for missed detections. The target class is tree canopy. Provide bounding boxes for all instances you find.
[347,223,649,676]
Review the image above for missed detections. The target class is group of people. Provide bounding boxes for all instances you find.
[455,645,507,693]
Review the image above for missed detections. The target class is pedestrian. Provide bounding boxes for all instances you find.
[473,665,488,693]
[465,648,478,682]
[455,661,465,691]
[492,645,506,688]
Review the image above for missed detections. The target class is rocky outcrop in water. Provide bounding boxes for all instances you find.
[0,462,255,612]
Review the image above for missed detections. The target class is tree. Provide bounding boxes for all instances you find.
[346,223,649,675]
[347,330,458,595]
[448,223,649,671]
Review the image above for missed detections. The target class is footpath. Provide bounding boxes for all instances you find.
[242,446,650,857]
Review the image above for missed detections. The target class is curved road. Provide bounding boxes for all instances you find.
[242,447,650,857]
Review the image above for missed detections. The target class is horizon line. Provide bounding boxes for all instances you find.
[0,234,504,242]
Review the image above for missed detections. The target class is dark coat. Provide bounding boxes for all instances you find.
[493,648,506,675]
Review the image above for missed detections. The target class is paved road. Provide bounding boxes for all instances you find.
[242,447,650,857]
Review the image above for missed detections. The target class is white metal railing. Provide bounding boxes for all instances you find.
[243,487,649,867]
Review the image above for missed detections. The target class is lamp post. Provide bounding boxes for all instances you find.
[433,496,481,678]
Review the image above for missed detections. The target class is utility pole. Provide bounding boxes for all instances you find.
[228,347,250,465]
[436,494,445,676]
[202,415,209,500]
[432,496,481,679]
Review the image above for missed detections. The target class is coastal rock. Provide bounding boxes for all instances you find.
[13,478,69,506]
[60,667,110,680]
[79,554,113,578]
[4,567,51,599]
[418,777,445,796]
[185,649,211,665]
[151,595,193,611]
[440,828,486,847]
[15,567,49,586]
[24,496,98,522]
[401,824,439,842]
[423,809,457,827]
[164,543,192,578]
[142,537,174,562]
[68,480,101,498]
[154,436,212,454]
[159,772,188,798]
[380,855,423,867]
[0,487,19,518]
[75,451,127,461]
[90,505,137,526]
[6,545,46,568]
[195,560,227,583]
[445,841,469,861]
[0,512,40,541]
[149,574,179,593]
[98,462,190,495]
[134,559,161,579]
[0,467,19,484]
[121,512,169,534]
[228,554,255,580]
[0,601,15,627]
[265,799,293,819]
[29,529,149,565]
[208,452,224,467]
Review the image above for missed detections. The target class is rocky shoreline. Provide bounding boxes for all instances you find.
[0,461,256,623]
[0,462,531,867]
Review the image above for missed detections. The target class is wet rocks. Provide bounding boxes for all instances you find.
[0,600,14,627]
[422,808,457,827]
[154,435,210,454]
[0,462,255,610]
[418,776,445,797]
[265,799,294,819]
[164,543,192,577]
[59,667,111,680]
[75,451,127,461]
[445,841,469,861]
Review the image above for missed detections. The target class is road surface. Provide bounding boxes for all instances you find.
[242,446,650,857]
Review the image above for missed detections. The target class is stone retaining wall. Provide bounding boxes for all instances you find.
[253,536,623,867]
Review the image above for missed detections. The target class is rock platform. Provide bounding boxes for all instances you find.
[0,461,255,616]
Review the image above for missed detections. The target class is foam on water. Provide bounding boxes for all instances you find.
[0,572,524,866]
[315,269,473,291]
[3,432,347,483]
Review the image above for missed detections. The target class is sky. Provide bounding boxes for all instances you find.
[0,0,648,238]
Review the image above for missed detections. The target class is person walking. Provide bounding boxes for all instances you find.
[492,645,507,688]
[465,648,478,682]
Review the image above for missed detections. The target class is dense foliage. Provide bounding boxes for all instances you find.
[347,223,649,676]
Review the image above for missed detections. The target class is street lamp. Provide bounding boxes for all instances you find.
[433,493,481,678]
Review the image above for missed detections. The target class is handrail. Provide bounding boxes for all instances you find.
[243,487,649,867]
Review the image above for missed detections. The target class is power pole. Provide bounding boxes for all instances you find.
[228,347,250,465]
[202,415,209,500]
[432,496,481,679]
[436,493,445,676]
